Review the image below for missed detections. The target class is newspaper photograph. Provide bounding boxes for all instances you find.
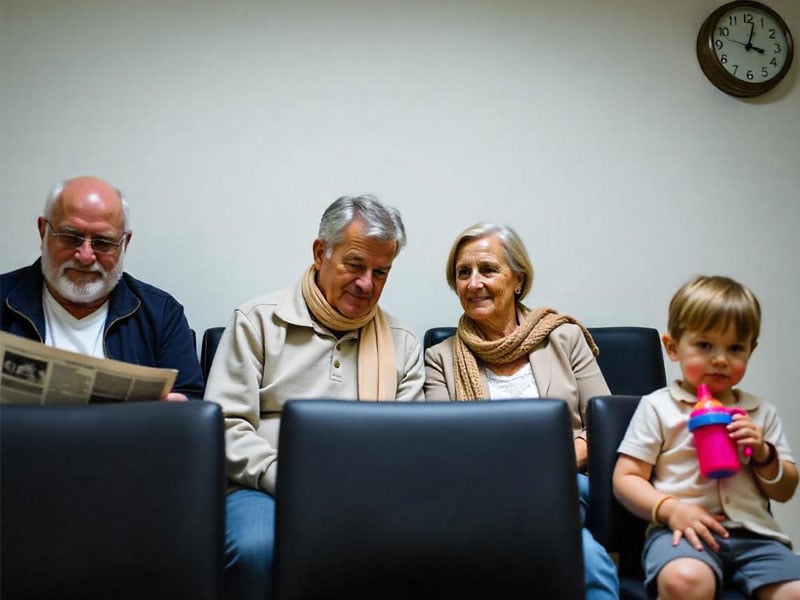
[0,331,177,405]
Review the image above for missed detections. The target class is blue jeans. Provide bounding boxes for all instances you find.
[223,479,615,600]
[578,473,620,600]
[225,488,275,600]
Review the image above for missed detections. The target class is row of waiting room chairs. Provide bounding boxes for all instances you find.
[0,326,748,599]
[200,325,668,396]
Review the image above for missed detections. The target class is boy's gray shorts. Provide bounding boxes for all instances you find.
[643,527,800,598]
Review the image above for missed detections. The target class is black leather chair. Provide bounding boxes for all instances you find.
[201,326,225,379]
[274,399,585,600]
[588,327,666,396]
[586,395,746,600]
[423,326,456,351]
[0,401,226,600]
[423,325,667,396]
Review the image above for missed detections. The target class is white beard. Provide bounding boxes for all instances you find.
[41,249,125,305]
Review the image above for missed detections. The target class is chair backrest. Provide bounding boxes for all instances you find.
[422,325,667,396]
[274,399,585,600]
[1,401,225,600]
[423,326,456,350]
[586,396,747,600]
[201,326,225,379]
[588,327,666,396]
[586,395,647,576]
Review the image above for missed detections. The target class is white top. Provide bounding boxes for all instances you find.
[42,286,108,358]
[485,362,540,400]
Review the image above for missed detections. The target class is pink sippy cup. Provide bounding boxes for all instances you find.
[688,384,746,479]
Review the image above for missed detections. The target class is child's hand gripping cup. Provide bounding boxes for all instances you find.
[688,383,747,479]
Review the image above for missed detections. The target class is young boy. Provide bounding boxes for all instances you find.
[613,275,800,600]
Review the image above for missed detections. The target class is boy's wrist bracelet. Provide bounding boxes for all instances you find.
[750,442,777,467]
[755,456,784,484]
[651,494,676,526]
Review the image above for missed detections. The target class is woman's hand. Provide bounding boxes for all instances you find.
[660,498,728,551]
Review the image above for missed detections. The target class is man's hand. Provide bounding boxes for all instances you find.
[162,392,188,401]
[574,436,588,470]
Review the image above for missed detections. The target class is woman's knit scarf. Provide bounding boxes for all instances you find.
[454,304,598,400]
[301,265,397,400]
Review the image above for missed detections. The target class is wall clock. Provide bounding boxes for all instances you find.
[697,1,794,97]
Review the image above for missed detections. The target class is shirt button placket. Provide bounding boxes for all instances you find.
[331,341,343,380]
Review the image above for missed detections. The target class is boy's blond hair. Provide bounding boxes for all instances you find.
[667,275,761,345]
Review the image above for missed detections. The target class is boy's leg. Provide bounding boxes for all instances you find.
[643,528,721,600]
[727,532,800,600]
[225,488,276,600]
[657,558,717,600]
[754,580,800,600]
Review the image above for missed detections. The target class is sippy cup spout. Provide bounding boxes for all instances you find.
[694,383,722,410]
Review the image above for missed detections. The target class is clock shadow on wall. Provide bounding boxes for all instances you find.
[697,0,795,102]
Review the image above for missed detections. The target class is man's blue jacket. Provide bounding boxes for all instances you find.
[1,259,204,398]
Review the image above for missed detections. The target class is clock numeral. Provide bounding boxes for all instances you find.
[762,67,769,78]
[746,69,754,80]
[731,63,739,75]
[721,53,728,64]
[770,57,778,66]
[769,28,776,39]
[728,15,738,26]
[774,43,782,53]
[715,39,724,50]
[717,26,730,37]
[742,13,754,24]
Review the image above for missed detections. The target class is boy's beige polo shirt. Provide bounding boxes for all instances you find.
[618,381,795,546]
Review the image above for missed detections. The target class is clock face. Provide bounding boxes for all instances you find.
[712,6,789,83]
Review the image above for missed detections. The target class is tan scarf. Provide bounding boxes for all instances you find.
[301,265,397,401]
[453,305,598,400]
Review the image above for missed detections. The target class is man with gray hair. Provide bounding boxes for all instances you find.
[205,194,425,600]
[0,175,203,399]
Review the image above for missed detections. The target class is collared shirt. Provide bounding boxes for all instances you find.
[619,381,795,545]
[205,276,425,496]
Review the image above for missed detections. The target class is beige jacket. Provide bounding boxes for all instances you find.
[424,322,610,440]
[205,277,425,495]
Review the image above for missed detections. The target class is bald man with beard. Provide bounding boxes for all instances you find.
[1,176,203,399]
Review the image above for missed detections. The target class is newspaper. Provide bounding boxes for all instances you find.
[0,331,177,405]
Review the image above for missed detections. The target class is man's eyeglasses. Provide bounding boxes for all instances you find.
[44,220,127,255]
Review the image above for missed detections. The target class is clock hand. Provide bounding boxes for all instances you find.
[724,37,748,47]
[724,36,766,53]
[746,22,755,49]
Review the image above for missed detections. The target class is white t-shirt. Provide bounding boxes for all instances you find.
[42,286,108,358]
[485,362,540,400]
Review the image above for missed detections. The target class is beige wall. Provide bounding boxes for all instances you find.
[2,0,799,546]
